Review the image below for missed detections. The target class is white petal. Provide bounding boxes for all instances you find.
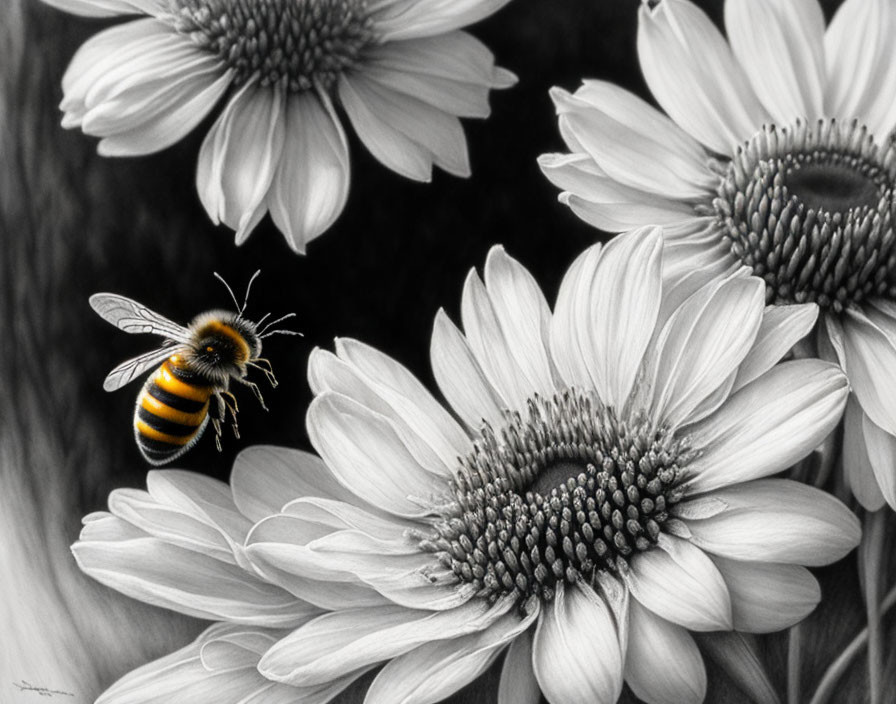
[362,32,513,119]
[838,306,896,437]
[339,73,469,180]
[196,81,285,241]
[245,496,471,612]
[330,338,470,468]
[549,244,604,389]
[369,0,512,41]
[550,83,716,199]
[637,0,770,154]
[258,599,503,686]
[96,68,232,156]
[95,623,308,704]
[732,303,819,392]
[498,629,540,704]
[583,226,663,409]
[482,246,556,399]
[862,412,896,509]
[825,0,896,136]
[725,0,825,123]
[679,479,861,566]
[842,396,887,511]
[72,514,315,626]
[624,600,706,704]
[539,153,698,232]
[306,392,446,518]
[430,308,506,429]
[230,445,361,522]
[650,275,765,427]
[460,269,537,411]
[711,556,820,633]
[682,359,848,495]
[62,18,179,120]
[532,581,626,704]
[625,534,732,631]
[268,90,350,253]
[363,604,538,704]
[43,0,154,17]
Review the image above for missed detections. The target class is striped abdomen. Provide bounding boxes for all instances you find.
[134,356,213,465]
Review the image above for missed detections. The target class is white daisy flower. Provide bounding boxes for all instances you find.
[73,229,859,704]
[44,0,516,253]
[539,0,896,512]
[232,228,854,704]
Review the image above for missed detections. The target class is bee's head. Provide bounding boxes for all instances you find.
[189,311,255,381]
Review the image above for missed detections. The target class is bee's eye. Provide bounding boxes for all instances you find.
[206,345,215,353]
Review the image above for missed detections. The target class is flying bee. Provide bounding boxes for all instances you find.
[90,271,301,466]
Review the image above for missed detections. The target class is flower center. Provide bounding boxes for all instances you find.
[168,0,375,92]
[712,119,896,312]
[419,391,686,604]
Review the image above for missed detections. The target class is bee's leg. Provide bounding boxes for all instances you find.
[219,390,240,438]
[253,358,278,387]
[237,377,269,411]
[212,395,226,452]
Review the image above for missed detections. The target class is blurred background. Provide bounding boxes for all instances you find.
[4,0,888,702]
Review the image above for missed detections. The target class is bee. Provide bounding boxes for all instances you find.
[90,271,301,466]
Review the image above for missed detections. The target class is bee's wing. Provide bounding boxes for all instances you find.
[90,293,192,344]
[103,346,176,392]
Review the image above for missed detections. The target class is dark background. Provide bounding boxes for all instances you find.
[5,0,890,702]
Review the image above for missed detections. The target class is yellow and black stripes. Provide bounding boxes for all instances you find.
[134,357,213,465]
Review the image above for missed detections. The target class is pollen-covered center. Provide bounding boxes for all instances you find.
[169,0,375,92]
[712,119,896,312]
[419,390,686,604]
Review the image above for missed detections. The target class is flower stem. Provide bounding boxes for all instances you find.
[861,509,887,704]
[787,623,801,704]
[808,581,896,704]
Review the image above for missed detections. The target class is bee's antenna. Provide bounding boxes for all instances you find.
[258,312,296,336]
[214,272,241,312]
[255,312,272,328]
[241,270,261,316]
[258,312,303,339]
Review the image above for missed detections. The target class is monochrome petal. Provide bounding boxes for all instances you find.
[95,624,307,704]
[339,73,469,181]
[306,392,448,518]
[362,31,515,119]
[624,600,706,704]
[230,445,361,523]
[682,360,847,495]
[711,556,820,633]
[625,534,732,632]
[369,0,513,42]
[533,581,626,704]
[824,0,896,136]
[43,0,162,18]
[650,275,765,427]
[861,412,896,509]
[731,304,819,392]
[549,82,716,199]
[842,396,887,511]
[430,309,506,429]
[539,153,697,232]
[258,599,504,686]
[679,479,861,566]
[498,629,540,704]
[637,0,770,154]
[583,226,663,409]
[268,91,350,254]
[363,605,539,704]
[73,514,315,626]
[725,0,825,123]
[837,306,896,437]
[196,81,285,242]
